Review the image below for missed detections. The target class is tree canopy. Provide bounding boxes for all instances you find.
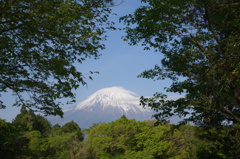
[121,0,240,125]
[86,118,198,159]
[0,0,115,116]
[1,113,240,158]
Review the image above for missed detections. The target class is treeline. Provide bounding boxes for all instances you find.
[1,110,239,159]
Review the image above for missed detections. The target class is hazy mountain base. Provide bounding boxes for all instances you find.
[48,108,181,129]
[48,104,154,128]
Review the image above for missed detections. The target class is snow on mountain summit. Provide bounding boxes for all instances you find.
[71,87,141,111]
[49,87,154,128]
[91,86,138,98]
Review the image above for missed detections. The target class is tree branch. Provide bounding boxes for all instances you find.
[223,107,240,123]
[203,0,220,43]
[189,34,207,53]
[0,19,20,24]
[0,26,20,34]
[217,2,240,7]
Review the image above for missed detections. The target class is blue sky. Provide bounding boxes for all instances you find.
[0,0,179,122]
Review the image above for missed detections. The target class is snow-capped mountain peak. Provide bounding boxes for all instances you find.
[50,87,154,128]
[72,87,140,110]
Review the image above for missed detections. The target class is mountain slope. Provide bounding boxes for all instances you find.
[48,87,154,128]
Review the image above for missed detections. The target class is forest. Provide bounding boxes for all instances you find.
[1,0,240,158]
[1,109,239,159]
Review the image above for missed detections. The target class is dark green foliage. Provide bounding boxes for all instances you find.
[61,120,84,141]
[61,121,80,133]
[118,1,240,158]
[33,115,52,134]
[120,115,127,119]
[195,126,240,159]
[120,1,240,158]
[13,108,51,134]
[1,110,86,159]
[121,0,240,126]
[0,0,115,116]
[1,112,240,158]
[0,119,25,158]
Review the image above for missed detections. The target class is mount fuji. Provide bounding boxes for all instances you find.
[48,87,155,128]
